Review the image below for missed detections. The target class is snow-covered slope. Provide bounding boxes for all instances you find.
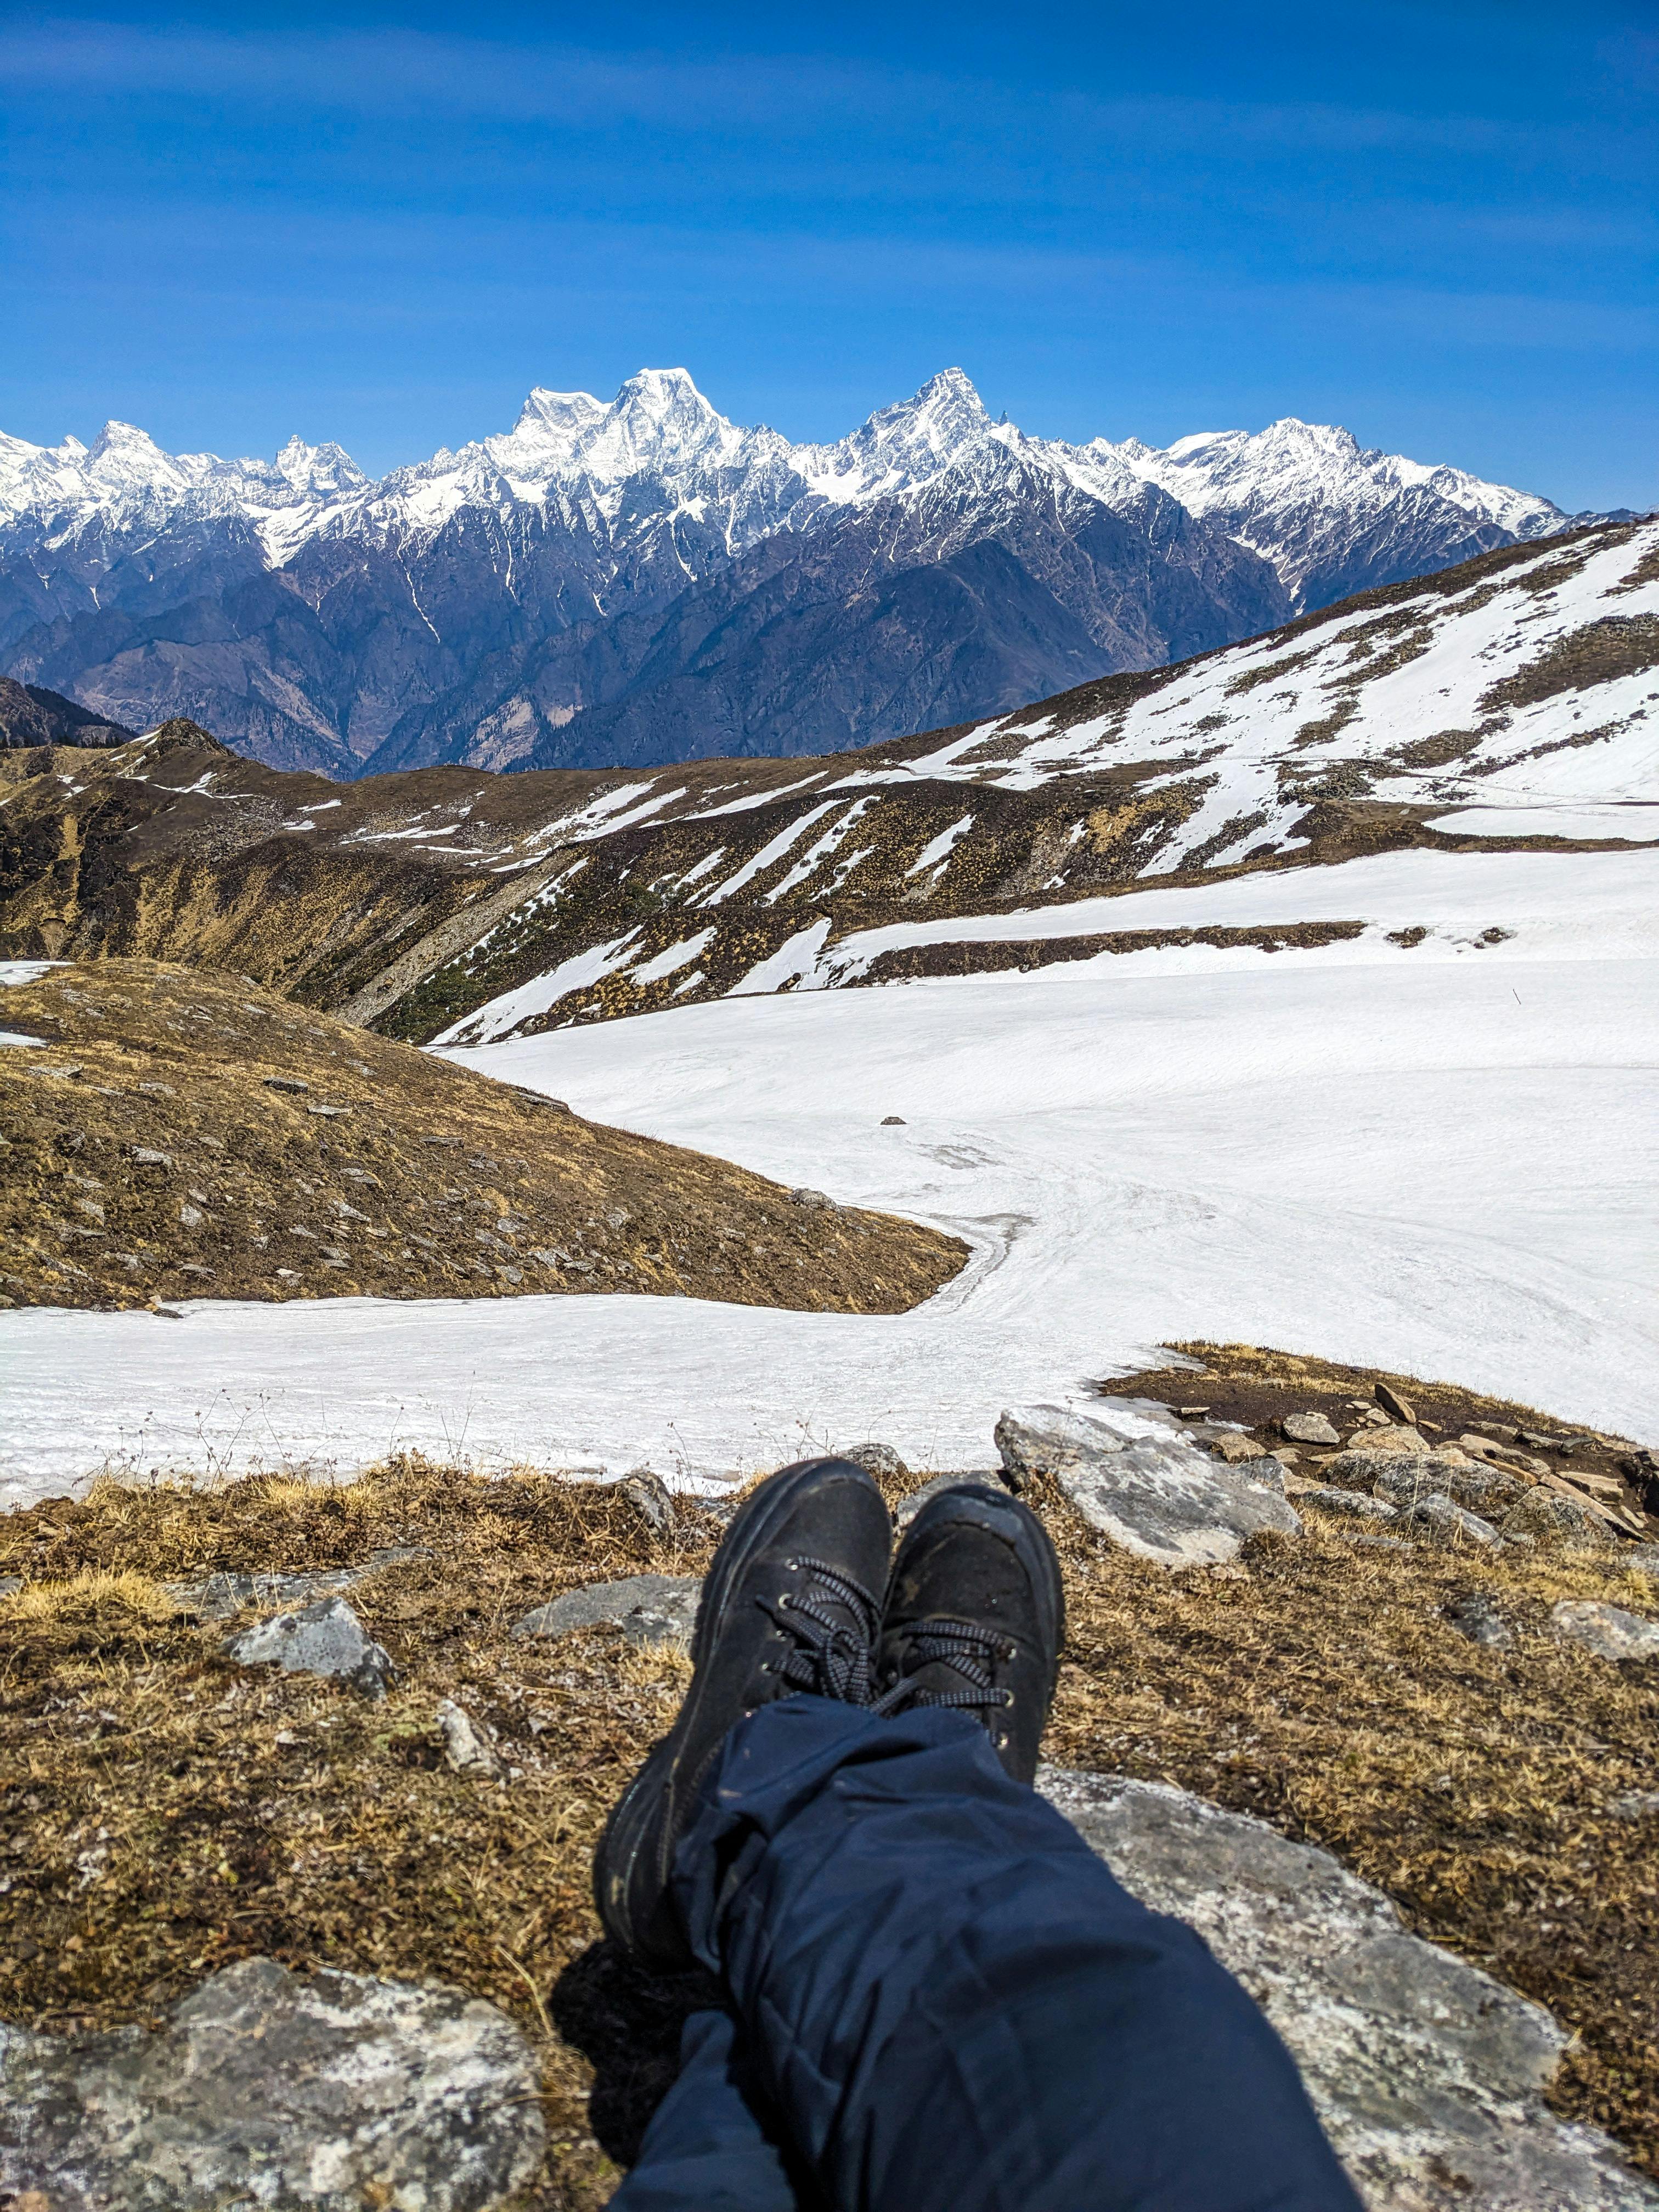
[5,842,1654,1502]
[0,370,1599,777]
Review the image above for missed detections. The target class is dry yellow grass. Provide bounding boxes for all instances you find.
[1,1365,1655,2204]
[0,957,966,1315]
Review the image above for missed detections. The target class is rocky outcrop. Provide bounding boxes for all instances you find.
[0,1956,545,2211]
[1043,1769,1659,2211]
[997,1403,1301,1567]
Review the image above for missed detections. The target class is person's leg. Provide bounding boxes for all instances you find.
[608,2006,803,2212]
[672,1694,1360,2212]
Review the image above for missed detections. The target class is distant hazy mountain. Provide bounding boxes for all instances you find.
[0,369,1590,780]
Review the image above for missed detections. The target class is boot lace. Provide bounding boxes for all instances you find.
[759,1558,882,1705]
[872,1620,1015,1716]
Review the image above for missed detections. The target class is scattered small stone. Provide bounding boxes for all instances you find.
[177,1263,216,1280]
[262,1076,309,1093]
[1399,1493,1501,1546]
[131,1147,173,1169]
[845,1441,909,1480]
[1177,1405,1210,1418]
[788,1187,836,1210]
[1211,1432,1266,1464]
[1616,1543,1659,1575]
[307,1103,351,1118]
[436,1699,502,1780]
[1342,1424,1432,1456]
[1374,1381,1416,1424]
[1459,1432,1550,1478]
[1517,1429,1561,1451]
[136,1080,175,1096]
[511,1573,702,1647]
[1339,1532,1413,1551]
[178,1203,205,1229]
[1207,1561,1252,1583]
[1299,1486,1400,1523]
[1446,1592,1514,1648]
[1550,1599,1659,1662]
[225,1596,394,1699]
[1609,1791,1659,1819]
[881,1115,906,1125]
[1282,1411,1341,1446]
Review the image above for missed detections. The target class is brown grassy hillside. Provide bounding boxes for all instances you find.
[0,959,966,1314]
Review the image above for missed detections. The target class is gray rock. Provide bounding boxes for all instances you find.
[1609,1791,1659,1819]
[1550,1600,1659,1662]
[1610,1544,1659,1576]
[1298,1486,1400,1523]
[225,1596,394,1700]
[1371,1458,1521,1513]
[436,1700,502,1780]
[1398,1493,1502,1547]
[845,1441,909,1481]
[167,1548,428,1622]
[1446,1592,1514,1648]
[881,1115,906,1125]
[1282,1410,1341,1446]
[1499,1486,1613,1554]
[618,1466,675,1534]
[511,1572,702,1648]
[0,1955,544,2211]
[996,1404,1301,1569]
[788,1187,836,1210]
[1040,1768,1659,2211]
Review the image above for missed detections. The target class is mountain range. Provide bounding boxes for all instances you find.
[0,369,1604,781]
[5,512,1652,1042]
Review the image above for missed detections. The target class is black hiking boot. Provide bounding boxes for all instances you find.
[875,1483,1064,1785]
[594,1455,891,1971]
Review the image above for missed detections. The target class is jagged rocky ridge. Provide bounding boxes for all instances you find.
[0,369,1600,779]
[1,517,1651,1045]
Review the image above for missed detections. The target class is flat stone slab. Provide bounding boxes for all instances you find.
[998,1404,1301,1568]
[511,1573,702,1647]
[0,1955,544,2211]
[1041,1768,1659,2210]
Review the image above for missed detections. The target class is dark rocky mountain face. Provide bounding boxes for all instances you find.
[0,371,1579,780]
[0,674,134,751]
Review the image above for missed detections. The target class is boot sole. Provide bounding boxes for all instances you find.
[594,1457,884,1968]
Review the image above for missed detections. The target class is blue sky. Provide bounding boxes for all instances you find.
[2,2,1654,510]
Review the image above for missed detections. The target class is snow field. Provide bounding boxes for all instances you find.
[3,850,1654,1506]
